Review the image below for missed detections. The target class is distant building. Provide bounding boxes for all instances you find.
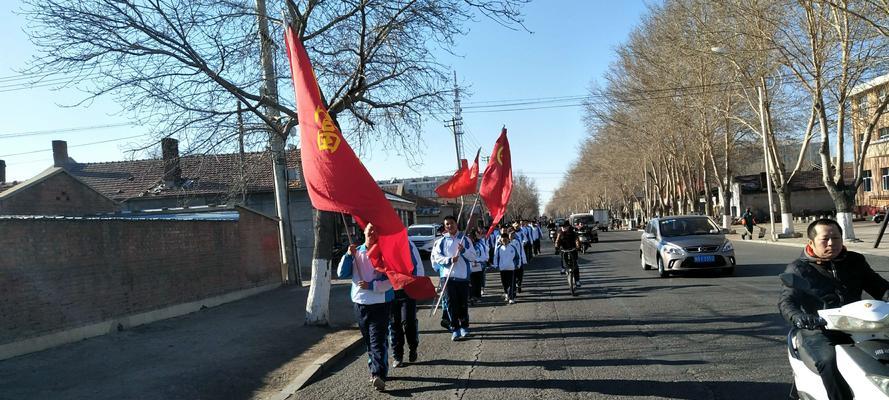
[852,73,889,214]
[378,176,451,199]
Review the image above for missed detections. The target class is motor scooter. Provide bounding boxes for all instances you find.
[577,228,591,254]
[782,273,889,400]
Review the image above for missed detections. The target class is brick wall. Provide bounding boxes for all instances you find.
[0,207,281,345]
[0,170,118,215]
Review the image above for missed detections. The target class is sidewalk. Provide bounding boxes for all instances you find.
[0,281,361,400]
[726,219,889,258]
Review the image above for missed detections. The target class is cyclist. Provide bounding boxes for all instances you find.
[555,221,581,287]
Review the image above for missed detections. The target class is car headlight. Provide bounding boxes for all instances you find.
[867,374,889,395]
[662,244,686,256]
[722,240,734,252]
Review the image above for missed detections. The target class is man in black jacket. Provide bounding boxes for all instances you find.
[778,219,889,400]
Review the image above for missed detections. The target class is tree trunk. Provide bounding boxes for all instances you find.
[305,209,337,326]
[775,185,794,235]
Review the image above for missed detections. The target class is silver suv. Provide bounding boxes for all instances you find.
[640,215,735,277]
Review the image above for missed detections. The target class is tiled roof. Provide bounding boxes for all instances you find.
[398,192,443,208]
[733,166,854,193]
[64,150,301,202]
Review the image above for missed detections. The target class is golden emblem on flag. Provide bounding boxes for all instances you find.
[314,107,341,153]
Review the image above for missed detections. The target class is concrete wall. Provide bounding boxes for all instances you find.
[0,208,281,351]
[0,172,118,215]
[738,189,836,221]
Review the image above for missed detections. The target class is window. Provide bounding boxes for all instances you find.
[881,128,889,140]
[864,170,873,192]
[882,167,889,190]
[861,95,870,116]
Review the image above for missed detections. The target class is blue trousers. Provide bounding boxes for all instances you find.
[446,280,470,330]
[355,302,391,379]
[389,290,418,361]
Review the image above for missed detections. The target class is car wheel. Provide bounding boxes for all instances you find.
[657,257,669,278]
[641,251,651,270]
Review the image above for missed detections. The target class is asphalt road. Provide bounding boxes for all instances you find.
[296,230,889,399]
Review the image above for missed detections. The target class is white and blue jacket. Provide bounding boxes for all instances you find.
[337,244,394,304]
[408,241,425,277]
[520,226,532,244]
[510,237,527,266]
[531,225,542,241]
[431,232,477,281]
[493,242,520,271]
[470,239,489,273]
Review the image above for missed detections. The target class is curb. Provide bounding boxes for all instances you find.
[267,332,364,400]
[732,236,889,257]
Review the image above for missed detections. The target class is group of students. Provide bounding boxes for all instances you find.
[336,216,546,392]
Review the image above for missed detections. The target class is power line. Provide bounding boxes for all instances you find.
[0,134,150,158]
[0,122,135,140]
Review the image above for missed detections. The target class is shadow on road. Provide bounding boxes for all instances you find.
[385,376,790,399]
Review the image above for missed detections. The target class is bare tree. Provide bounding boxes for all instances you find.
[506,174,540,221]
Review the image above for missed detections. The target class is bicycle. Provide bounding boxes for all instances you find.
[560,248,579,296]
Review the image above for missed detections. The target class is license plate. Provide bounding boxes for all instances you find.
[694,255,715,263]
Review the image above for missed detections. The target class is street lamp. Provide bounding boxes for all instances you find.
[711,47,777,241]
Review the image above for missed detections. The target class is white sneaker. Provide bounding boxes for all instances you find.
[508,299,516,304]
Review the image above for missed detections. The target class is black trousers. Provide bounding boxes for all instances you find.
[515,267,524,287]
[446,280,470,330]
[523,242,533,260]
[389,290,418,361]
[470,271,484,299]
[533,239,541,255]
[439,277,450,325]
[800,330,853,400]
[562,250,580,281]
[499,270,516,300]
[355,302,391,379]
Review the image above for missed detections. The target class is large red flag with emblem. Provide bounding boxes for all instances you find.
[284,25,434,300]
[434,150,479,198]
[480,128,513,237]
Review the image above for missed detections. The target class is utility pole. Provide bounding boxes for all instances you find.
[443,71,464,169]
[256,0,298,285]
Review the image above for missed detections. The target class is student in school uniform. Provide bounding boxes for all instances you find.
[508,229,527,292]
[337,223,393,392]
[389,241,424,368]
[468,230,488,303]
[492,232,521,304]
[431,215,477,341]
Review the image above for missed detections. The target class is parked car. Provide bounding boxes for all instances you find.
[640,215,735,277]
[874,212,886,223]
[407,223,442,255]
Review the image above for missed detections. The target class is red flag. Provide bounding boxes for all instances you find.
[434,150,479,198]
[480,128,513,237]
[284,25,433,299]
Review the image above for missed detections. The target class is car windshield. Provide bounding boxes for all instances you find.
[572,216,595,225]
[407,227,435,236]
[658,218,720,237]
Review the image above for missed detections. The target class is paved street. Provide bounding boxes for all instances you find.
[297,230,889,399]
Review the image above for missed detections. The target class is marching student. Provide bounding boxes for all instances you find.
[389,241,424,368]
[337,223,393,392]
[520,220,534,261]
[492,232,521,303]
[531,221,542,256]
[432,215,477,341]
[508,229,527,292]
[468,230,488,303]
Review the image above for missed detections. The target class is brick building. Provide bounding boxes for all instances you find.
[852,73,889,214]
[0,167,119,215]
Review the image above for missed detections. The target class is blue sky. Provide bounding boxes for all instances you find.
[0,0,650,208]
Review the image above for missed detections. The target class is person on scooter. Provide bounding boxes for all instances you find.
[778,218,889,400]
[554,221,582,287]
